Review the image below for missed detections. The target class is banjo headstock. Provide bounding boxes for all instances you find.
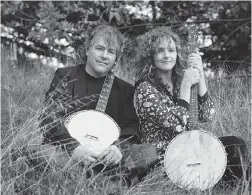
[187,24,199,54]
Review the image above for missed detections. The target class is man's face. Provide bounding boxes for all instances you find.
[86,36,117,78]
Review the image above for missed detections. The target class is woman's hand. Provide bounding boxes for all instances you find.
[182,67,201,87]
[188,51,204,79]
[187,51,208,96]
[180,51,207,102]
[180,66,200,103]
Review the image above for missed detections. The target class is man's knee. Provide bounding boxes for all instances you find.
[33,144,71,166]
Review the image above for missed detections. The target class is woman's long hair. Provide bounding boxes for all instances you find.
[134,26,187,86]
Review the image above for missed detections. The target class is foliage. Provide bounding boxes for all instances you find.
[1,1,251,72]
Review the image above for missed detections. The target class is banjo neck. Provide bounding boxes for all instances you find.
[189,84,199,130]
[95,67,116,113]
[188,24,200,131]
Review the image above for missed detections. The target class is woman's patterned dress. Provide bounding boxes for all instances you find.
[134,76,215,162]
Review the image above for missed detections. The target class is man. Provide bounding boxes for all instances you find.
[39,24,157,184]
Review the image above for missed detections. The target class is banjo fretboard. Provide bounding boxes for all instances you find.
[95,67,115,113]
[188,25,200,130]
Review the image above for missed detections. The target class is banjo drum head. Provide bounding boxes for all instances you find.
[164,130,227,190]
[64,110,120,156]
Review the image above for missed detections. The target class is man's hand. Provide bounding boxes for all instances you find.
[99,145,123,166]
[71,145,99,164]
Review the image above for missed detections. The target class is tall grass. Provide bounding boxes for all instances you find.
[208,74,251,147]
[1,53,251,195]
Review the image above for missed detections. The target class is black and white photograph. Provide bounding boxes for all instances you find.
[1,1,251,194]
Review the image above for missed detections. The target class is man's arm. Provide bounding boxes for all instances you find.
[119,83,141,144]
[39,68,79,155]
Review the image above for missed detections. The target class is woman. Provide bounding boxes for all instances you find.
[133,26,215,163]
[133,27,250,186]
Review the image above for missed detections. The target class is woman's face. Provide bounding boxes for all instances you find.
[153,37,177,73]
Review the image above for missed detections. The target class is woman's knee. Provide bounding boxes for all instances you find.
[143,144,158,166]
[129,143,158,167]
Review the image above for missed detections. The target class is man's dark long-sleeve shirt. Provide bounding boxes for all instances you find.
[40,64,140,154]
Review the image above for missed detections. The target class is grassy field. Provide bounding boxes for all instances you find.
[1,53,251,195]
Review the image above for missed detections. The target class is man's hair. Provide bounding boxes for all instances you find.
[76,24,125,64]
[133,26,187,83]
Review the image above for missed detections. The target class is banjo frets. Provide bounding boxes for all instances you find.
[96,70,115,113]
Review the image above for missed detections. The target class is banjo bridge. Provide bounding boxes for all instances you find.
[85,134,99,141]
[187,162,201,167]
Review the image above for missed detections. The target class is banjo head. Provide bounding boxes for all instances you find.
[164,130,227,190]
[64,110,120,155]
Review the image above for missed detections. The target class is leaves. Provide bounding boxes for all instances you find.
[1,1,250,72]
[59,21,74,31]
[109,11,122,24]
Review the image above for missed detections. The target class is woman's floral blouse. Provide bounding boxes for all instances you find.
[134,77,215,162]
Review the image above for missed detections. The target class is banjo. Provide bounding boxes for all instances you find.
[64,66,120,156]
[164,24,227,190]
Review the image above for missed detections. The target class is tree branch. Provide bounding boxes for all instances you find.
[18,9,38,22]
[118,18,251,30]
[14,14,37,22]
[223,21,251,44]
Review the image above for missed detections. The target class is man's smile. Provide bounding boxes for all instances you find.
[96,60,108,66]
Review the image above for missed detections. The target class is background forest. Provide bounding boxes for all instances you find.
[1,1,251,75]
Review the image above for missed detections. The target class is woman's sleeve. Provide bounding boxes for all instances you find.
[134,82,189,132]
[198,92,215,122]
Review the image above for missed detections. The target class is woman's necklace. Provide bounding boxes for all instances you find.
[153,70,174,97]
[164,83,174,96]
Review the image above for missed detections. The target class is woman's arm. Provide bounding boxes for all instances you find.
[198,92,215,122]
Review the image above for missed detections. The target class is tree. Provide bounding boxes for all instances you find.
[1,1,251,74]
